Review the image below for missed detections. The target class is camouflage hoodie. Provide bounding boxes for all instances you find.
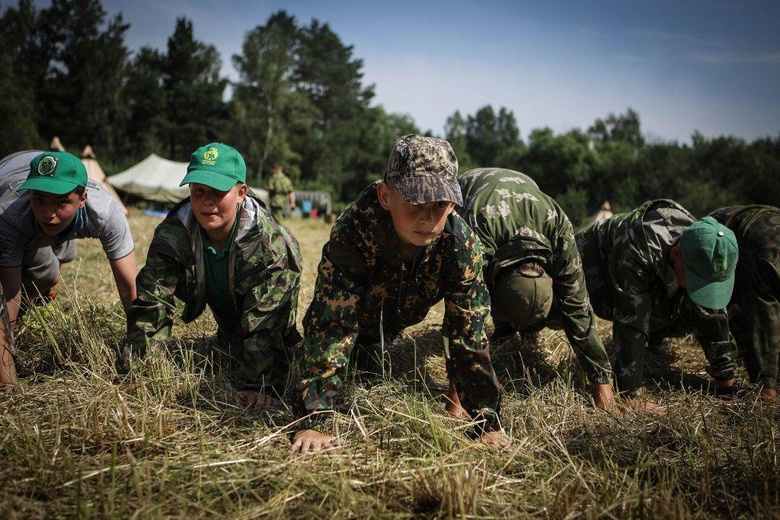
[124,193,302,394]
[576,199,737,396]
[297,181,502,427]
[709,205,780,389]
[458,167,612,386]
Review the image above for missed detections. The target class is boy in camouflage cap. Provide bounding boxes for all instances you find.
[576,199,740,413]
[122,143,302,410]
[291,135,506,454]
[456,168,615,411]
[709,205,780,398]
[0,150,138,389]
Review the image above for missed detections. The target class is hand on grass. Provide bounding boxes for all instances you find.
[235,390,279,410]
[479,430,511,449]
[623,397,667,415]
[290,429,338,454]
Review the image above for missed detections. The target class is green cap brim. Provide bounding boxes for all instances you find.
[180,169,237,192]
[17,176,80,195]
[685,266,735,309]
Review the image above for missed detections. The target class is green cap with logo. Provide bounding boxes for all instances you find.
[19,151,88,195]
[679,216,738,309]
[180,142,247,192]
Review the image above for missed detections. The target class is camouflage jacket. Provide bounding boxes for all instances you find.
[458,168,612,386]
[265,170,294,210]
[124,194,302,393]
[576,199,737,395]
[709,205,780,388]
[298,181,502,424]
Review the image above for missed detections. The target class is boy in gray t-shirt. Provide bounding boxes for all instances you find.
[0,150,137,389]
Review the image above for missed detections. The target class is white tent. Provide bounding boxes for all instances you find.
[108,153,269,206]
[108,153,190,203]
[81,145,129,215]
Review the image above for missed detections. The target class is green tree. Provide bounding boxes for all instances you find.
[231,11,312,185]
[522,128,593,222]
[465,105,520,168]
[294,19,375,200]
[0,0,130,156]
[0,49,42,157]
[161,17,229,160]
[444,110,472,170]
[123,47,166,160]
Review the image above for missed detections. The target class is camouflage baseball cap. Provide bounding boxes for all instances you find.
[19,151,88,195]
[679,216,738,309]
[384,134,463,206]
[180,142,246,192]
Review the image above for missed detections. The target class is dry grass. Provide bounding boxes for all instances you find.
[1,211,778,518]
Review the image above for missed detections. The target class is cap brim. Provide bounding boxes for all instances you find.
[180,169,237,192]
[17,177,79,195]
[391,175,463,206]
[685,266,735,309]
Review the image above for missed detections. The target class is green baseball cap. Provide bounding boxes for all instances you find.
[18,151,88,195]
[180,142,246,192]
[679,216,738,309]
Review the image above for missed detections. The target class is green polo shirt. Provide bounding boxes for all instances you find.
[202,221,239,320]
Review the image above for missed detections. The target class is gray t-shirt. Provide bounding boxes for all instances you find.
[0,150,135,267]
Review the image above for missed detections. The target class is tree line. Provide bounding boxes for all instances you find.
[1,0,778,222]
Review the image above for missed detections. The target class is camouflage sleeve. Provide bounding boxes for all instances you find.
[297,237,363,418]
[742,259,780,389]
[441,230,503,424]
[688,304,738,382]
[121,226,181,368]
[609,249,655,397]
[233,225,302,394]
[550,221,612,385]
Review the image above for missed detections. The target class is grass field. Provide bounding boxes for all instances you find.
[1,212,778,518]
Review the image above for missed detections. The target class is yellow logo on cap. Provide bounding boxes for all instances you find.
[202,147,219,165]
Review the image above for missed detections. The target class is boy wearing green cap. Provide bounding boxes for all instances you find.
[453,168,615,412]
[291,135,506,454]
[0,150,138,388]
[122,143,302,410]
[575,200,740,413]
[709,205,780,398]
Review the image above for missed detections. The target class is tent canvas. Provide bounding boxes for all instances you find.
[108,153,270,206]
[108,153,190,204]
[81,147,128,215]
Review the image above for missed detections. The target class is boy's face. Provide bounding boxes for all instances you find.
[190,183,247,239]
[28,189,87,236]
[377,181,455,249]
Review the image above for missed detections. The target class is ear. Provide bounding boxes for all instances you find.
[236,183,248,203]
[79,190,88,208]
[376,181,391,210]
[669,244,682,262]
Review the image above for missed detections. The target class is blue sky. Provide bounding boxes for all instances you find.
[97,0,780,144]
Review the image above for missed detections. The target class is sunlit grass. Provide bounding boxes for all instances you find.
[0,212,777,517]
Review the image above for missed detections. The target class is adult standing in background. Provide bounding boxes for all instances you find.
[266,164,295,220]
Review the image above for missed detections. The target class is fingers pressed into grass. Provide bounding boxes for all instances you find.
[479,430,511,449]
[623,397,667,416]
[290,429,339,454]
[234,390,279,410]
